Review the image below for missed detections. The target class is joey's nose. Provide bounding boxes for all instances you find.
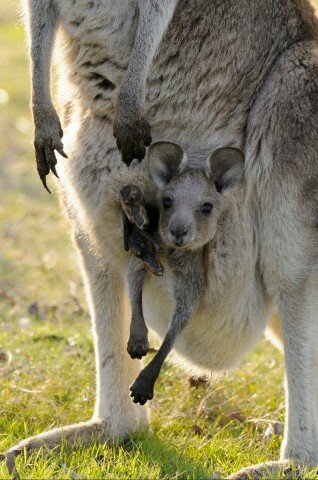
[170,227,188,246]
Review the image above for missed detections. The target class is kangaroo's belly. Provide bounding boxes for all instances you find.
[142,259,273,374]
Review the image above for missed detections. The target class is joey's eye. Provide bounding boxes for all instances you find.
[162,197,173,209]
[200,202,213,215]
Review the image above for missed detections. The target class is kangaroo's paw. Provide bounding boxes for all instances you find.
[127,331,149,360]
[34,108,67,193]
[1,420,108,479]
[226,460,303,480]
[113,116,152,166]
[120,184,149,230]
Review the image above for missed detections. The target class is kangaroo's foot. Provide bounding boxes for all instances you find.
[1,420,108,479]
[227,461,303,479]
[114,116,152,166]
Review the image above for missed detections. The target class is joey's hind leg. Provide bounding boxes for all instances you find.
[127,257,149,360]
[130,280,198,405]
[2,231,149,471]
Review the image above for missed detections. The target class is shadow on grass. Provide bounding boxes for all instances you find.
[126,432,210,479]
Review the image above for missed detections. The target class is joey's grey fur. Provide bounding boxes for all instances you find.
[12,0,318,478]
[126,143,244,406]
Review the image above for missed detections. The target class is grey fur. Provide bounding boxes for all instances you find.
[10,1,318,478]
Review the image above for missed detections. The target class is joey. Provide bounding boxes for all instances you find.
[122,142,245,404]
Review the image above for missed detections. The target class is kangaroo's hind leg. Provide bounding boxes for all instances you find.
[229,40,318,479]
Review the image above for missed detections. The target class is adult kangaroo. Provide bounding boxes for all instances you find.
[8,0,318,477]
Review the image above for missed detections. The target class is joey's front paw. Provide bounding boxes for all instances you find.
[127,334,149,360]
[113,116,152,166]
[130,370,155,405]
[129,228,163,276]
[120,184,149,230]
[34,109,67,193]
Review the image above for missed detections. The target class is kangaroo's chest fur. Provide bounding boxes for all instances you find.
[56,0,314,154]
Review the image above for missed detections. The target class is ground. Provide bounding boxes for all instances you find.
[0,2,317,479]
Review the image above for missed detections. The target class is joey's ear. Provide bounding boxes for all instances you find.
[207,147,245,193]
[147,142,188,187]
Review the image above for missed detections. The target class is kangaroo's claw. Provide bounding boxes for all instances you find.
[34,112,68,193]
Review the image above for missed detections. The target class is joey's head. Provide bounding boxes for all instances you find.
[148,142,245,250]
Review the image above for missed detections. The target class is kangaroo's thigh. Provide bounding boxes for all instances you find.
[231,42,318,478]
[2,119,151,469]
[246,41,318,295]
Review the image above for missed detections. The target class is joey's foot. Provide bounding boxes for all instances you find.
[34,110,67,193]
[130,369,156,405]
[1,420,107,479]
[123,219,164,276]
[226,460,303,479]
[127,333,149,360]
[113,117,152,166]
[120,185,149,230]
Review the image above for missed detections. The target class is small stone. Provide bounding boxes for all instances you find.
[28,302,40,318]
[192,424,203,436]
[209,472,222,480]
[272,421,283,435]
[263,421,283,443]
[18,317,30,329]
[0,351,12,365]
[188,375,209,388]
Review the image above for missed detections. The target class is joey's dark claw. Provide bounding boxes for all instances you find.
[127,228,164,276]
[144,250,164,276]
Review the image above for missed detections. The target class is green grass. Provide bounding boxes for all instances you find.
[0,2,318,478]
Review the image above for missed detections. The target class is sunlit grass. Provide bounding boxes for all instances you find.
[0,2,318,478]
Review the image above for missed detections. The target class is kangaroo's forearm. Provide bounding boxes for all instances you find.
[117,0,178,117]
[25,0,58,114]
